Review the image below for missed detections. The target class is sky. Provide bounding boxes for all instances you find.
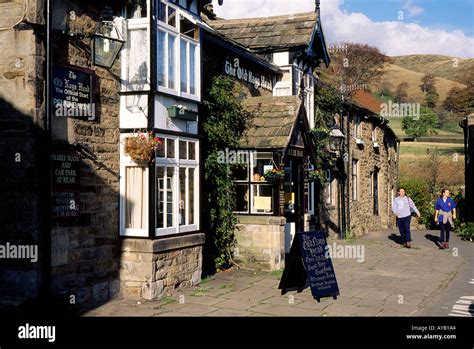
[211,0,474,58]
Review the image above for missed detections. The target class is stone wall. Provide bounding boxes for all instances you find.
[347,113,399,236]
[321,111,400,237]
[234,215,286,271]
[49,0,122,306]
[0,0,45,301]
[120,234,205,300]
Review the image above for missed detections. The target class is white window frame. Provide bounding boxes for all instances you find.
[155,134,199,236]
[157,1,201,101]
[352,159,359,201]
[325,169,336,206]
[120,164,149,237]
[233,151,274,215]
[354,115,361,139]
[121,6,151,92]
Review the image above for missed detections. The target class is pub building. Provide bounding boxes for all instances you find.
[118,0,208,299]
[201,4,331,270]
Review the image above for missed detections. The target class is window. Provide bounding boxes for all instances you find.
[352,160,359,201]
[233,151,274,214]
[325,170,336,206]
[372,125,377,142]
[369,171,373,197]
[122,22,149,91]
[120,165,148,237]
[156,135,199,235]
[124,0,147,19]
[157,1,200,98]
[354,115,361,139]
[125,167,147,229]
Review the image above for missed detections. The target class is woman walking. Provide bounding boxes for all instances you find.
[435,188,457,249]
[392,187,421,248]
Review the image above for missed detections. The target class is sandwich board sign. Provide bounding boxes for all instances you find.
[279,230,339,302]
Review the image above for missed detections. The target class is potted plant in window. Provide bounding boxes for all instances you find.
[124,131,163,164]
[263,168,284,183]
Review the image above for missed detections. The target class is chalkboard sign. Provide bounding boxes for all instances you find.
[51,150,81,218]
[299,230,339,301]
[52,64,95,121]
[279,230,339,302]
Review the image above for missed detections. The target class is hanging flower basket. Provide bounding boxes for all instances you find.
[263,168,284,183]
[124,131,163,164]
[308,169,326,185]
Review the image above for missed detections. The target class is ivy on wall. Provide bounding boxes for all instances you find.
[202,76,254,273]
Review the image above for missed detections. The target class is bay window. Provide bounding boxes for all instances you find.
[157,1,200,99]
[156,135,199,236]
[233,151,275,214]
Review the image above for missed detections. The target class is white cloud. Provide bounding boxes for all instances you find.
[212,0,474,58]
[403,0,424,18]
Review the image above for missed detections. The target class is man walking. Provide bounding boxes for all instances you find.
[392,188,421,248]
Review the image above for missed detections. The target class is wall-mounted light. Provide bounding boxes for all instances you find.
[92,6,125,68]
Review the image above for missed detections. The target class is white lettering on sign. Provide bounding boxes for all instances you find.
[224,60,273,91]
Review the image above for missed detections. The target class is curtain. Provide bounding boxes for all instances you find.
[125,166,146,229]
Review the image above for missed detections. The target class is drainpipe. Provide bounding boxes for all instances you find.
[40,0,53,303]
[345,107,351,238]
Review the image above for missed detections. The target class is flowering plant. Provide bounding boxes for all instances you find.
[263,168,284,183]
[124,131,163,164]
[308,169,326,185]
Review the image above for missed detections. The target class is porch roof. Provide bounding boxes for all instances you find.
[239,95,302,149]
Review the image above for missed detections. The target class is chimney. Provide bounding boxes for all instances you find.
[315,0,321,19]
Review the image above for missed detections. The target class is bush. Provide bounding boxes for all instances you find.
[400,179,436,228]
[454,223,474,241]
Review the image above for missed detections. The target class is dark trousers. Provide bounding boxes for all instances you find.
[397,215,412,243]
[440,222,451,242]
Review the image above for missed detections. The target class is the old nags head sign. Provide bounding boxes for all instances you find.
[279,230,340,302]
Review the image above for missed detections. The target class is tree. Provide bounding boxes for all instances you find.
[424,147,444,196]
[201,76,254,273]
[420,74,436,94]
[401,107,438,139]
[324,42,389,97]
[378,80,393,97]
[425,90,439,108]
[395,81,409,103]
[443,84,474,116]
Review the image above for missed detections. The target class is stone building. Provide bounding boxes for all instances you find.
[0,0,214,309]
[320,90,400,237]
[202,7,331,270]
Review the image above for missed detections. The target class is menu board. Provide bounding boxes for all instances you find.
[298,230,339,301]
[279,230,339,302]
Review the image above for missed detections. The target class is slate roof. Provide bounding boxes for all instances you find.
[239,95,302,149]
[208,12,317,52]
[350,89,400,142]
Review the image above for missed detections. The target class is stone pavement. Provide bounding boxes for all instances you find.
[83,229,472,317]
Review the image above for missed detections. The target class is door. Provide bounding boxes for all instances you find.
[284,157,305,233]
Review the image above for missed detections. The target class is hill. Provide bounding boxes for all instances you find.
[391,54,474,85]
[372,63,467,108]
